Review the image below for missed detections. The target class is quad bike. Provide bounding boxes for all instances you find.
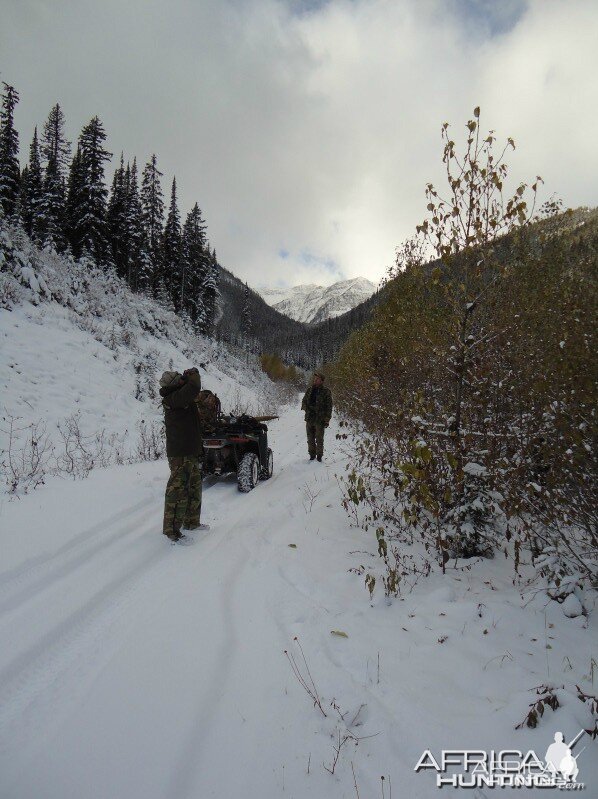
[202,414,277,492]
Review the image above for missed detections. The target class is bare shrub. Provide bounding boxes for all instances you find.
[227,385,280,418]
[1,414,54,493]
[132,418,165,462]
[56,412,98,478]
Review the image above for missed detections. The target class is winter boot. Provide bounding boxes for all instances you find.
[317,455,322,462]
[174,534,194,546]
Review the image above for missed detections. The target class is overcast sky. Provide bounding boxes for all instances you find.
[2,0,597,287]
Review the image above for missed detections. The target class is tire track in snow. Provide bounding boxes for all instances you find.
[164,419,330,797]
[0,540,170,760]
[0,497,151,589]
[164,517,257,797]
[0,503,159,617]
[0,478,225,618]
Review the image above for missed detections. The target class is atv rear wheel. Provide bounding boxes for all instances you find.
[261,448,274,480]
[238,452,260,492]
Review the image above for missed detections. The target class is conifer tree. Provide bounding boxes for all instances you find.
[41,103,70,249]
[19,165,29,219]
[182,203,208,331]
[67,116,111,262]
[201,247,220,337]
[65,145,86,255]
[107,153,128,276]
[242,282,252,345]
[126,158,148,292]
[162,177,183,310]
[20,127,44,241]
[141,154,165,294]
[0,82,21,219]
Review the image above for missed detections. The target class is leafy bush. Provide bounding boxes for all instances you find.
[332,110,597,594]
[260,353,302,386]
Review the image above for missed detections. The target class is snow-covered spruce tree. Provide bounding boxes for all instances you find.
[67,116,112,263]
[242,282,252,348]
[41,103,70,251]
[200,247,220,337]
[141,154,165,294]
[162,177,183,312]
[20,127,45,242]
[107,154,129,278]
[125,158,149,292]
[106,155,146,290]
[64,145,86,256]
[0,82,20,220]
[182,203,208,332]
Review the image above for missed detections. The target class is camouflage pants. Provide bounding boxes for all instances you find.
[163,456,202,538]
[306,421,326,458]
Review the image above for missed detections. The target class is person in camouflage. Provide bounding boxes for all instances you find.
[301,371,333,462]
[160,367,207,542]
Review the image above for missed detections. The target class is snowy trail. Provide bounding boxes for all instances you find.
[0,502,158,616]
[0,407,349,798]
[1,405,596,799]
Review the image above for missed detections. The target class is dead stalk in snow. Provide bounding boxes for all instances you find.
[483,651,513,670]
[349,703,366,728]
[301,481,321,513]
[351,761,360,798]
[284,637,327,717]
[323,729,353,775]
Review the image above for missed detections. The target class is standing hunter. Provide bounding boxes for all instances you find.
[160,367,209,543]
[301,371,333,462]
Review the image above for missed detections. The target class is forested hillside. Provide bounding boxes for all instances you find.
[214,265,305,355]
[213,263,384,368]
[0,82,221,339]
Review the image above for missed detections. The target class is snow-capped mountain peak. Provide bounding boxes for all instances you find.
[258,277,376,324]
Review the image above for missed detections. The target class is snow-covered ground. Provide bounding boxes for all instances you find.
[1,301,275,451]
[1,405,596,799]
[0,221,281,489]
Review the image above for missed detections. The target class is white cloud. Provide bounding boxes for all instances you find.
[2,0,596,287]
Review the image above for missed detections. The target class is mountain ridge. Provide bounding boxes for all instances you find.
[258,277,377,324]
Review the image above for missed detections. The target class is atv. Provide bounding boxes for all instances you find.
[202,414,276,492]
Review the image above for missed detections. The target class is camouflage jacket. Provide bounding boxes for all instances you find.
[301,385,333,425]
[160,370,202,457]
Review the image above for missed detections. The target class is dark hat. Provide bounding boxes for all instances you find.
[313,371,325,381]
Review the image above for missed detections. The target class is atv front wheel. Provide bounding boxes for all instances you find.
[238,452,260,492]
[261,448,274,480]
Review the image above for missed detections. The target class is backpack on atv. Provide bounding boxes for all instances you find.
[195,390,221,431]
